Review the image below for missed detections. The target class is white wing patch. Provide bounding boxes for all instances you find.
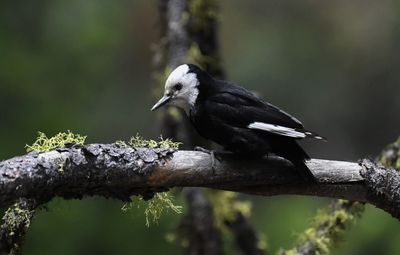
[248,122,306,138]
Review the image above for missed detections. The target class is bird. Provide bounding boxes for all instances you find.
[151,64,325,181]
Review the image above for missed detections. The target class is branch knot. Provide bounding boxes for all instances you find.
[360,159,400,219]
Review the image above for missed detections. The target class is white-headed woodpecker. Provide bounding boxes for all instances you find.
[151,64,325,181]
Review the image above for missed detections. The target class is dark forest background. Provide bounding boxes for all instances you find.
[1,0,400,254]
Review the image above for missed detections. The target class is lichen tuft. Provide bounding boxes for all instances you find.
[122,192,182,227]
[2,203,34,237]
[128,134,181,149]
[26,130,86,152]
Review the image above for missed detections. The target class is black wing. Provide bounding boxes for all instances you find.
[203,90,323,139]
[207,91,303,128]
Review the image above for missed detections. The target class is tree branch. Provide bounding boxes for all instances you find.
[0,143,398,220]
[0,198,36,255]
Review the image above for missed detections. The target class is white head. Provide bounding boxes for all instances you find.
[151,64,200,113]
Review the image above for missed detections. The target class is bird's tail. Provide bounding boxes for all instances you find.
[275,140,317,182]
[288,157,316,183]
[302,129,327,141]
[271,138,317,182]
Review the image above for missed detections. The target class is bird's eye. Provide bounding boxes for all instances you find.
[174,83,183,91]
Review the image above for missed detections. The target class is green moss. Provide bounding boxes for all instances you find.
[285,200,364,255]
[122,191,182,227]
[115,140,128,147]
[207,191,251,231]
[26,130,86,152]
[128,134,181,149]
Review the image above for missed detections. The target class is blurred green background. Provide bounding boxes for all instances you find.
[1,0,400,254]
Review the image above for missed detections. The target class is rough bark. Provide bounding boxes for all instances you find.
[0,198,36,255]
[0,144,174,207]
[360,159,400,219]
[1,144,399,220]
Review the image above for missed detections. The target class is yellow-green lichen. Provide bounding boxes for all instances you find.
[207,191,251,231]
[115,140,128,147]
[128,134,181,149]
[26,131,86,172]
[3,204,34,236]
[285,200,364,255]
[57,163,64,172]
[26,130,86,152]
[122,192,182,227]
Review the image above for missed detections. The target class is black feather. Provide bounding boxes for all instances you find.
[177,64,324,181]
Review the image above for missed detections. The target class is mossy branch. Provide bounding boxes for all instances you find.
[1,144,400,219]
[0,198,36,255]
[281,200,364,255]
[1,133,400,255]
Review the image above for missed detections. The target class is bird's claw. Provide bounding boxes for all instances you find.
[194,146,211,153]
[194,146,218,174]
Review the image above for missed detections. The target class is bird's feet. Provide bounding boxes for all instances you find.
[194,146,219,174]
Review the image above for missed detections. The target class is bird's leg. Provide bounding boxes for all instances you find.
[194,146,219,173]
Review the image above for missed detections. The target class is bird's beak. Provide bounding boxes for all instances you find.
[151,95,171,111]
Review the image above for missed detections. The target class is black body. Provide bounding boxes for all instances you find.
[187,65,321,181]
